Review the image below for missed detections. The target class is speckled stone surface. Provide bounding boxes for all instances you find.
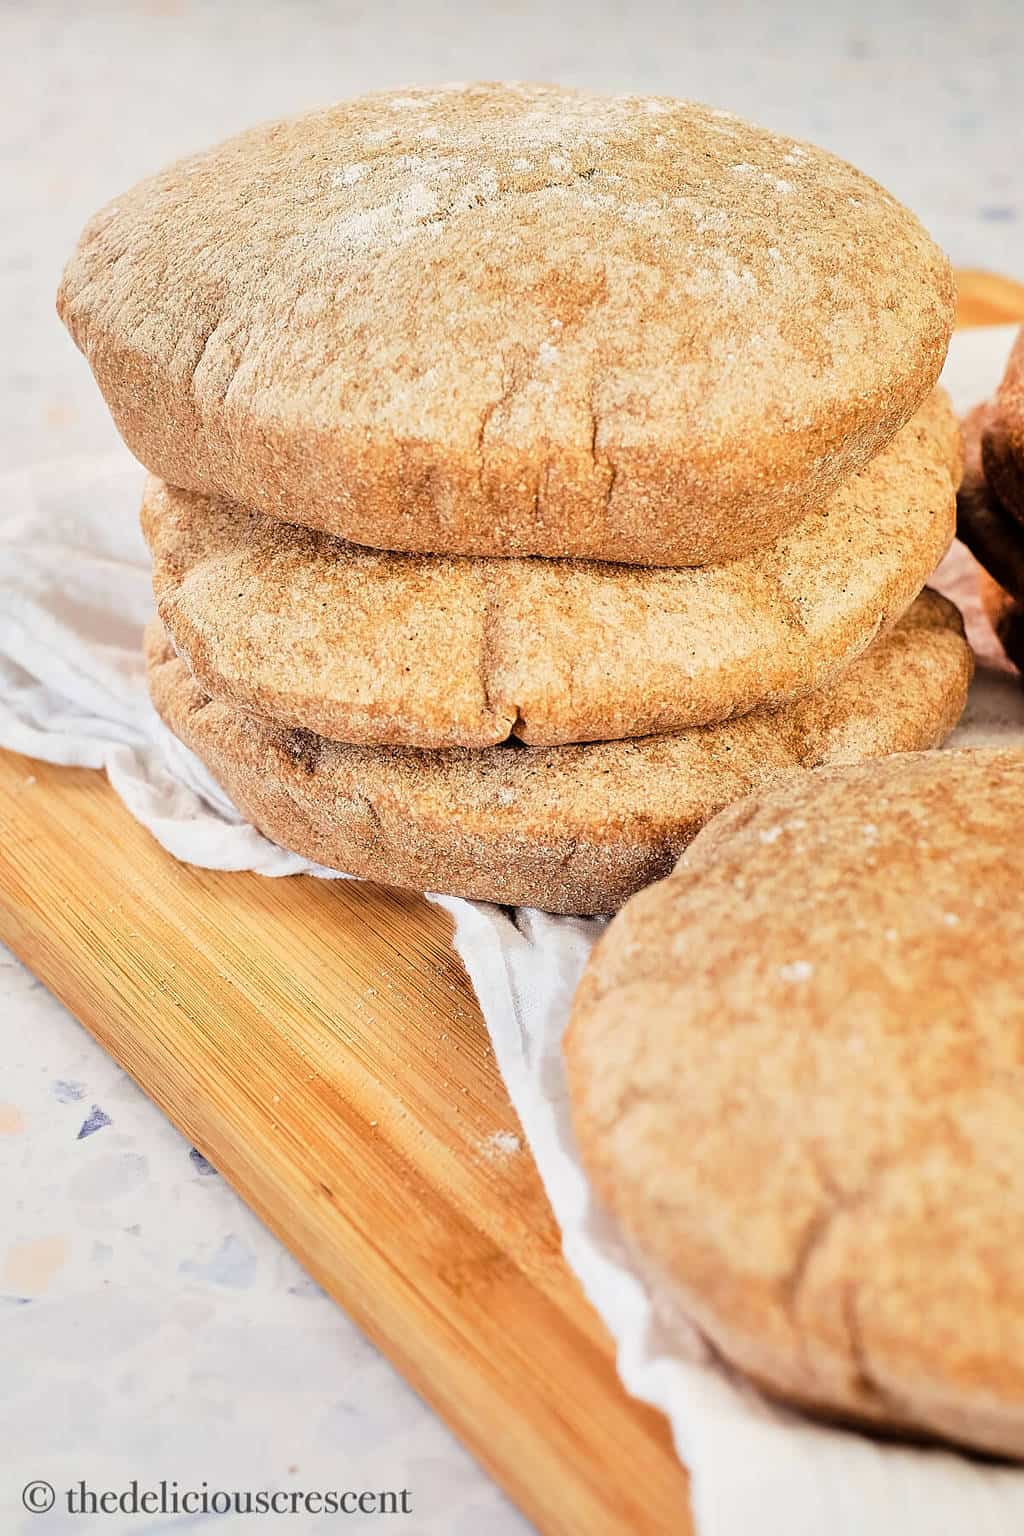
[3,2,1022,1530]
[0,954,524,1535]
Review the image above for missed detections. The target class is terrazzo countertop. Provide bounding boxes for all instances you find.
[2,2,1020,1531]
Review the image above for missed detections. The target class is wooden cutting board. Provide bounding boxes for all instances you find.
[2,270,1023,1536]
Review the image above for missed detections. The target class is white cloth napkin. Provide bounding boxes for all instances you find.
[3,327,1024,1535]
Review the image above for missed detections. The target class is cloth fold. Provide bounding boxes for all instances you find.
[3,327,1024,1534]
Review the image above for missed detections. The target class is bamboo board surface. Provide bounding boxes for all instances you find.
[1,270,1023,1535]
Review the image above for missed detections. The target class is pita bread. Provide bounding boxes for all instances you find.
[144,392,958,748]
[956,401,1024,605]
[147,590,971,913]
[978,569,1024,672]
[60,83,954,566]
[566,745,1024,1457]
[981,326,1024,528]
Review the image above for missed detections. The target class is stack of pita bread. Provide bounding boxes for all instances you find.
[59,83,970,912]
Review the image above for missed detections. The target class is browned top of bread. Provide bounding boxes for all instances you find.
[60,83,954,566]
[982,326,1024,528]
[566,746,1024,1456]
[143,391,958,749]
[147,590,971,913]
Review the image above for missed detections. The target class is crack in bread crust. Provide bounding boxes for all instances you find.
[144,589,971,914]
[142,392,960,751]
[565,745,1024,1457]
[60,83,955,566]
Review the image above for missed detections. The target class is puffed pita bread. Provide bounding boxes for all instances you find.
[60,83,954,566]
[566,745,1024,1456]
[147,590,971,912]
[144,392,958,748]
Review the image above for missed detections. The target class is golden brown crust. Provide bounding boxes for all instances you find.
[143,393,958,748]
[982,327,1024,529]
[978,568,1024,672]
[956,401,1024,604]
[60,83,954,567]
[147,591,971,913]
[566,746,1024,1457]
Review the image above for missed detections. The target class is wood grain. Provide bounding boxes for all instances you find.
[0,750,689,1536]
[1,271,1022,1533]
[956,268,1024,328]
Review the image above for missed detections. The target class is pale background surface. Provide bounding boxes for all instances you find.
[1,2,1021,1531]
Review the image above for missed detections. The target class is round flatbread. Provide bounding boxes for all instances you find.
[566,746,1024,1457]
[147,590,971,913]
[61,83,954,567]
[956,401,1024,604]
[978,568,1024,672]
[143,392,958,749]
[982,326,1024,528]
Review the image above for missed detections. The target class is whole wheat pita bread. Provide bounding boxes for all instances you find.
[981,326,1024,528]
[60,83,954,567]
[147,590,970,913]
[565,745,1024,1457]
[144,392,958,749]
[956,401,1024,605]
[978,568,1024,672]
